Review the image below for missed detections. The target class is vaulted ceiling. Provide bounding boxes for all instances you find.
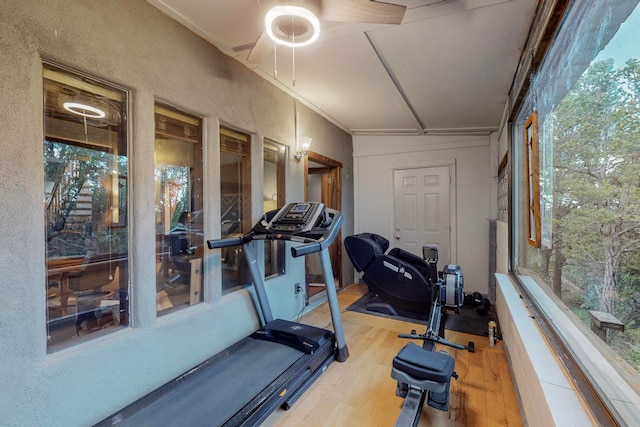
[148,0,537,135]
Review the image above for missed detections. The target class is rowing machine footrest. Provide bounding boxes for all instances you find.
[391,342,454,394]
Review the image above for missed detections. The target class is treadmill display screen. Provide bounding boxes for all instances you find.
[268,202,324,233]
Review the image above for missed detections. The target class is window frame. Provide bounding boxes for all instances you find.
[523,111,541,248]
[153,101,205,315]
[219,125,252,291]
[508,1,640,423]
[43,61,131,352]
[263,138,287,279]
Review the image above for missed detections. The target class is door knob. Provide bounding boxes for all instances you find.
[394,235,400,240]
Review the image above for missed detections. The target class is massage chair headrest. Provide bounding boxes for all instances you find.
[344,233,389,272]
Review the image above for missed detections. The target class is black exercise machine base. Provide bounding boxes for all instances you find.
[95,332,336,427]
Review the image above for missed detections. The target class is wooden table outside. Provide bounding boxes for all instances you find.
[47,255,86,316]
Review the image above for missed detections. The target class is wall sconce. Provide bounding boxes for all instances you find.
[295,136,312,161]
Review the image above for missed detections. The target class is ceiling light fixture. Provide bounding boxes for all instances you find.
[63,101,106,118]
[265,5,320,48]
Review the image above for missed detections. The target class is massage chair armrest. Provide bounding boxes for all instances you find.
[362,253,433,313]
[388,248,432,281]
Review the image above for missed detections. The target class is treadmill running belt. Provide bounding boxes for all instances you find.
[110,339,303,427]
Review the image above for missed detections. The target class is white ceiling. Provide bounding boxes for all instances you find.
[147,0,537,135]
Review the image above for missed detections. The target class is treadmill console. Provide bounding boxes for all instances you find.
[266,202,326,234]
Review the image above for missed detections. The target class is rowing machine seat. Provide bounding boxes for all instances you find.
[392,342,454,388]
[391,342,456,412]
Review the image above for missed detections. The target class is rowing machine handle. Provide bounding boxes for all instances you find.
[397,333,422,340]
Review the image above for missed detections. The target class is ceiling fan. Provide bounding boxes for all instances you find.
[247,0,407,63]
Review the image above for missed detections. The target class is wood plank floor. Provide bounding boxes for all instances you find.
[264,284,522,427]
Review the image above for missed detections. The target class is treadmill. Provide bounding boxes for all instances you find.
[96,202,349,427]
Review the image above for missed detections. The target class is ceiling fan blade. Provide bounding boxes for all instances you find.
[321,0,406,25]
[247,31,273,64]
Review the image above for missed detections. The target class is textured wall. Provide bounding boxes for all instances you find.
[0,1,352,425]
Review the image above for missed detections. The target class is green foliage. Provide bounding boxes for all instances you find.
[45,140,128,255]
[154,164,190,230]
[616,270,640,324]
[571,306,591,327]
[628,346,640,371]
[534,56,640,371]
[552,57,640,316]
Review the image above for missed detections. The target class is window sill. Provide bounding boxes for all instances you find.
[516,274,640,424]
[496,273,594,425]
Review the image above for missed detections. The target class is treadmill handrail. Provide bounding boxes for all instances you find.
[207,234,253,249]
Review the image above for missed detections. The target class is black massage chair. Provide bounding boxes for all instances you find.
[344,232,463,318]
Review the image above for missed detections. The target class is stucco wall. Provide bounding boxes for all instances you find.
[0,1,352,425]
[352,134,493,295]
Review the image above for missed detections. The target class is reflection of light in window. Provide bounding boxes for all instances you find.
[63,102,106,118]
[592,5,640,69]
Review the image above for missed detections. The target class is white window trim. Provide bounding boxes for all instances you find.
[517,275,640,424]
[496,273,594,425]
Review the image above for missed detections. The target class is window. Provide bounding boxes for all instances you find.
[513,0,640,387]
[43,63,129,351]
[263,139,286,278]
[524,111,541,248]
[497,155,508,223]
[220,126,252,290]
[154,103,204,315]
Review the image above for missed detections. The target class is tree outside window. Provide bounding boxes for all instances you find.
[516,3,640,371]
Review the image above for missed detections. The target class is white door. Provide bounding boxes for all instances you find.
[393,166,452,265]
